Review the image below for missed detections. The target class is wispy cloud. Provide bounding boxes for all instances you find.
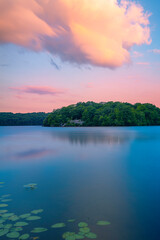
[132,51,143,58]
[50,58,61,70]
[10,86,66,96]
[149,49,160,54]
[0,64,9,67]
[0,0,151,68]
[136,62,150,65]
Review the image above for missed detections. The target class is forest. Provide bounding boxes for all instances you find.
[0,112,48,126]
[43,101,160,127]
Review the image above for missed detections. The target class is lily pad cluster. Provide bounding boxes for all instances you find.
[60,221,97,240]
[0,192,45,239]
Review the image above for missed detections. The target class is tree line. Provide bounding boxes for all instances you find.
[43,101,160,127]
[0,112,48,126]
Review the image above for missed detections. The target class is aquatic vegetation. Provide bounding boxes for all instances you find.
[0,210,8,213]
[51,223,66,228]
[31,209,43,214]
[62,232,76,240]
[19,233,30,239]
[96,221,110,226]
[31,227,48,233]
[0,182,4,184]
[23,183,37,190]
[9,215,19,221]
[0,228,9,237]
[1,199,12,202]
[14,222,28,227]
[85,233,97,239]
[0,223,4,228]
[79,227,90,234]
[19,214,31,219]
[6,231,20,238]
[4,224,12,229]
[26,216,41,221]
[78,222,88,227]
[75,234,85,239]
[0,219,6,223]
[2,213,14,218]
[1,194,11,198]
[68,219,75,222]
[0,203,8,207]
[10,227,23,232]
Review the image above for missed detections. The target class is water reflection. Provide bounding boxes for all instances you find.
[49,128,139,145]
[14,148,54,160]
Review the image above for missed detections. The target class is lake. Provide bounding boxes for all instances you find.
[0,126,160,240]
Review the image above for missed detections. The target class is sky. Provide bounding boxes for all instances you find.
[0,0,160,113]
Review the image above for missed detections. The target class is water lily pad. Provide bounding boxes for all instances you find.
[62,232,76,240]
[31,227,48,233]
[79,227,90,233]
[68,219,75,222]
[0,204,8,208]
[6,231,20,238]
[19,214,31,219]
[78,222,88,227]
[85,233,97,239]
[2,213,14,218]
[14,222,28,227]
[66,235,76,240]
[26,216,41,221]
[51,223,66,228]
[4,224,12,229]
[0,219,6,223]
[0,210,8,213]
[10,227,23,232]
[1,199,12,202]
[0,228,9,236]
[9,215,19,221]
[96,221,110,226]
[1,195,11,198]
[24,183,37,189]
[19,233,30,239]
[31,209,43,214]
[0,223,4,228]
[75,234,85,239]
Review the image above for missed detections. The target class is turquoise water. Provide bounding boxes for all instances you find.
[0,126,160,239]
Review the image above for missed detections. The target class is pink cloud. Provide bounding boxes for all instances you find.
[0,0,151,68]
[10,86,66,95]
[133,51,143,58]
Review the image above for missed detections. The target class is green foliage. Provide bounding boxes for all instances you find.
[0,112,49,126]
[43,101,160,127]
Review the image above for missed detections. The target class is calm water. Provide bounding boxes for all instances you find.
[0,126,160,240]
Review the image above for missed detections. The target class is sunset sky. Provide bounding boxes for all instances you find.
[0,0,160,113]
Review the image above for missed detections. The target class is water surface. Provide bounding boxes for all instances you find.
[0,126,160,239]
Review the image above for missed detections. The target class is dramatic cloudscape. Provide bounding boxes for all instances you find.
[0,0,160,112]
